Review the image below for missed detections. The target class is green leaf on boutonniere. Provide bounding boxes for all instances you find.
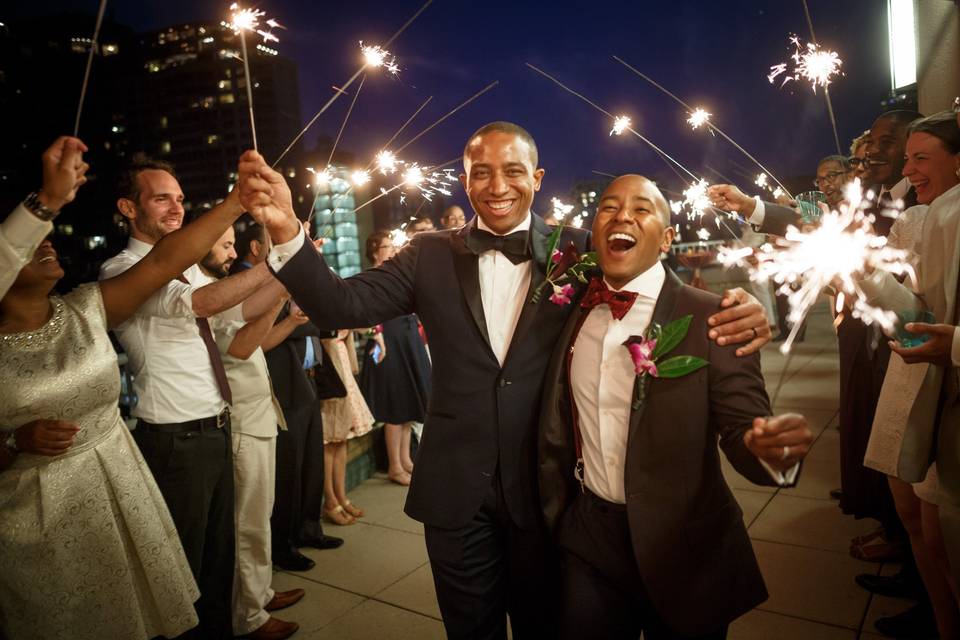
[656,355,709,378]
[651,314,693,361]
[544,223,564,276]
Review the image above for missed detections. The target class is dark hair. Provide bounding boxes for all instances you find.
[365,231,391,263]
[234,222,265,261]
[818,154,850,170]
[463,121,539,168]
[411,215,433,225]
[875,109,924,130]
[117,153,177,203]
[907,110,960,154]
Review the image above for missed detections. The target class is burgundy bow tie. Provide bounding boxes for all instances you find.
[580,277,638,320]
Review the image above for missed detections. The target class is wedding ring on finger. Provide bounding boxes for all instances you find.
[780,445,790,461]
[751,327,758,340]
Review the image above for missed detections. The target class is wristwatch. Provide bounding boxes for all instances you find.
[3,431,18,455]
[23,191,59,222]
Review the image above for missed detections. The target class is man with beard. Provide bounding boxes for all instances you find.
[197,226,303,640]
[234,122,771,639]
[99,157,286,640]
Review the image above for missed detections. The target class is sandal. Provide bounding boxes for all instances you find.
[388,470,411,486]
[323,505,356,526]
[342,500,364,518]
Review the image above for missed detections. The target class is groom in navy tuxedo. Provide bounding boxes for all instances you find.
[235,123,773,639]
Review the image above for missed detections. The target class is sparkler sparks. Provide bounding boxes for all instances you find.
[389,226,409,248]
[375,150,399,174]
[351,169,371,186]
[308,166,333,186]
[768,36,843,93]
[682,179,712,220]
[686,108,711,130]
[717,180,911,353]
[402,165,424,186]
[610,115,632,136]
[696,228,712,241]
[551,197,574,220]
[360,42,400,75]
[228,3,284,43]
[755,173,769,188]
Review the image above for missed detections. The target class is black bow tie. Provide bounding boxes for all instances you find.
[464,227,531,265]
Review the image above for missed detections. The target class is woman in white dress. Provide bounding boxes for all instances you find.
[0,140,248,639]
[864,111,960,638]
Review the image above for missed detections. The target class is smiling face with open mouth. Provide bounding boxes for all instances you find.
[119,169,186,244]
[460,130,544,235]
[864,116,909,188]
[10,239,65,293]
[592,175,675,290]
[903,131,960,205]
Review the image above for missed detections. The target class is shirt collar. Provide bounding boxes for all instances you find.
[604,260,666,300]
[475,211,532,236]
[126,236,154,258]
[882,176,911,201]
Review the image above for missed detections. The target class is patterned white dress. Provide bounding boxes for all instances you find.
[0,284,199,639]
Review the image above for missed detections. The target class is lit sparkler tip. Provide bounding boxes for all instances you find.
[308,166,333,186]
[375,150,398,174]
[351,169,371,186]
[682,179,711,219]
[228,3,284,44]
[402,164,424,186]
[769,35,842,93]
[389,226,408,248]
[360,41,400,75]
[610,115,631,136]
[755,173,769,188]
[551,197,574,220]
[686,108,711,130]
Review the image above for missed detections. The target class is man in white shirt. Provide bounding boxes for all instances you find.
[539,174,812,639]
[198,226,302,640]
[99,157,285,640]
[234,123,774,640]
[1,136,88,298]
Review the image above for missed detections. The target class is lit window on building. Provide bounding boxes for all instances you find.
[160,116,168,128]
[218,49,239,60]
[84,236,107,250]
[207,134,220,145]
[160,141,171,154]
[146,61,161,73]
[287,168,296,178]
[311,167,361,277]
[219,93,235,104]
[202,36,215,44]
[218,79,232,91]
[201,96,215,109]
[70,37,92,53]
[102,43,119,55]
[111,125,125,134]
[57,224,74,236]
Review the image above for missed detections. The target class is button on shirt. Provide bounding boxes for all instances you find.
[570,261,665,503]
[99,238,231,423]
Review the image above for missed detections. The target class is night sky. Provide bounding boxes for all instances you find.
[8,0,892,210]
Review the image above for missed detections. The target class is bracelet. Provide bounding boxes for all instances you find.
[23,191,59,222]
[366,325,383,337]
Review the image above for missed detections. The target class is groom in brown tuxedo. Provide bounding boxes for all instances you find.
[539,175,814,639]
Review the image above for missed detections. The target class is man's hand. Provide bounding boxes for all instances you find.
[744,413,812,472]
[237,150,300,243]
[708,288,771,356]
[14,419,81,456]
[39,136,90,211]
[708,184,756,217]
[289,302,309,325]
[889,323,957,366]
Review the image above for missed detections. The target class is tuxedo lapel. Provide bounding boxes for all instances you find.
[627,267,684,442]
[451,222,494,355]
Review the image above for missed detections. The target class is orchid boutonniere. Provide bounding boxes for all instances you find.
[531,224,597,305]
[624,314,708,410]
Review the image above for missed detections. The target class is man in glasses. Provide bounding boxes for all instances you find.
[813,155,853,209]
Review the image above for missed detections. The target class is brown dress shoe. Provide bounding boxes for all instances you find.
[265,588,305,612]
[241,616,299,640]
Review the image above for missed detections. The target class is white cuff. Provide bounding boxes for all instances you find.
[268,227,306,272]
[952,326,960,368]
[3,203,54,247]
[759,458,800,486]
[747,197,765,227]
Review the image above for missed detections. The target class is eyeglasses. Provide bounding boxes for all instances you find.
[813,170,848,188]
[847,157,864,168]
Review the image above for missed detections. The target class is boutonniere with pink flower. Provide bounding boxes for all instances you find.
[624,315,708,410]
[531,225,597,305]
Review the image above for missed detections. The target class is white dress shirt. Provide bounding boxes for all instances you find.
[474,213,533,365]
[268,213,535,366]
[100,238,228,423]
[570,261,665,503]
[570,261,798,504]
[0,204,53,299]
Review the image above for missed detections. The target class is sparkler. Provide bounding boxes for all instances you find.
[394,81,500,155]
[717,180,912,354]
[686,108,712,130]
[325,74,367,168]
[800,0,843,156]
[613,55,793,199]
[351,169,371,186]
[360,42,400,75]
[682,179,712,220]
[228,2,284,151]
[272,0,435,166]
[73,0,109,136]
[610,116,632,136]
[375,150,399,174]
[768,36,843,93]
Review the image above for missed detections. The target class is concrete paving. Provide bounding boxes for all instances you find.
[268,301,902,639]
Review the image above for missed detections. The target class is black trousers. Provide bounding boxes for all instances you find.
[271,399,326,554]
[423,472,560,640]
[558,491,727,640]
[134,418,235,640]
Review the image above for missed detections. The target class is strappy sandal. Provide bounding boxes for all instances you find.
[342,499,364,518]
[323,505,356,526]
